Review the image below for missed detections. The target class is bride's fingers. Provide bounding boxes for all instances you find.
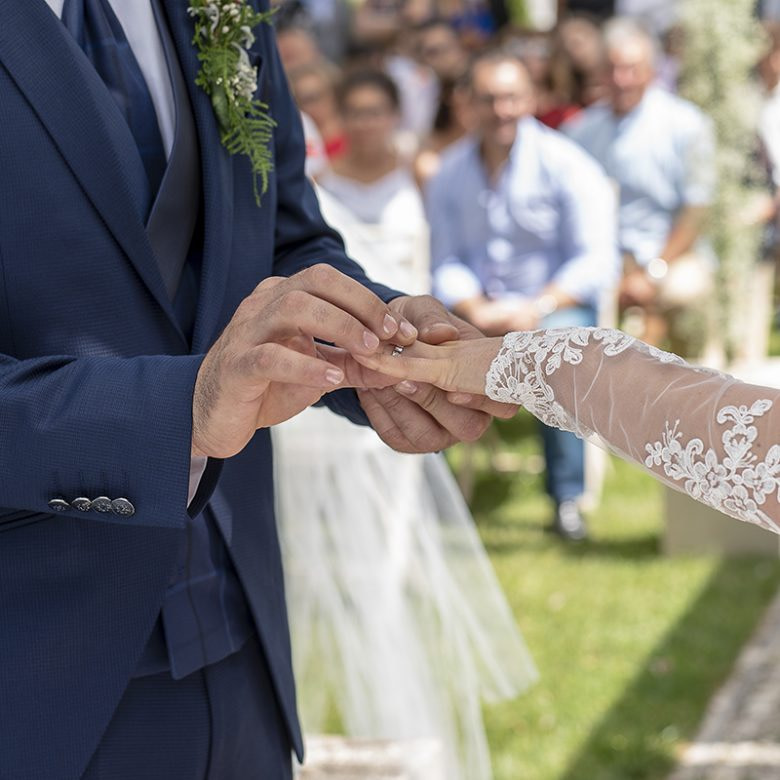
[352,342,452,387]
[314,344,401,389]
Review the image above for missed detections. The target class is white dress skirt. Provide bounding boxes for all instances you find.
[273,170,538,779]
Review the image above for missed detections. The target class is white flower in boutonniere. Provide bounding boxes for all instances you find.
[188,0,277,205]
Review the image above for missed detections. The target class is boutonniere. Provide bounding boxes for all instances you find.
[188,0,277,205]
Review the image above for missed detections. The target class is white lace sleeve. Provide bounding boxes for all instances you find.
[485,328,780,535]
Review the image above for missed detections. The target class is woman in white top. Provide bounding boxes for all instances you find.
[316,69,430,294]
[274,70,537,780]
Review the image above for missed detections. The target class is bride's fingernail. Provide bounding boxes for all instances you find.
[450,393,472,405]
[325,368,344,385]
[397,381,418,395]
[363,331,380,351]
[399,320,417,339]
[383,314,398,336]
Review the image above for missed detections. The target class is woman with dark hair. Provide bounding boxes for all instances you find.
[287,60,348,160]
[319,68,431,290]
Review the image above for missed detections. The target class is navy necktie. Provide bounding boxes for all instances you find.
[62,0,167,209]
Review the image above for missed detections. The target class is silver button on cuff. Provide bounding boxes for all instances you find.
[111,498,135,517]
[91,496,113,513]
[48,498,70,512]
[71,497,92,512]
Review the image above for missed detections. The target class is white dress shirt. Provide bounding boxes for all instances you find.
[45,0,206,503]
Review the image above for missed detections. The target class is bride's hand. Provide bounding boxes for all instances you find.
[344,336,506,397]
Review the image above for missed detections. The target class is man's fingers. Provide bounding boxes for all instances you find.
[351,343,451,388]
[241,342,345,393]
[315,345,401,390]
[287,264,418,343]
[356,389,422,452]
[352,339,499,397]
[447,392,520,419]
[389,295,460,344]
[393,381,491,443]
[255,289,396,357]
[358,388,457,453]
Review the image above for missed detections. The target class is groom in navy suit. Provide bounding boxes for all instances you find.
[0,1,512,778]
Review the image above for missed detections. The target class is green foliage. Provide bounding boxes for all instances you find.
[678,0,767,362]
[505,0,530,27]
[189,0,277,205]
[447,414,780,779]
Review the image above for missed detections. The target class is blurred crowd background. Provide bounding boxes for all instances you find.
[273,0,780,537]
[271,0,780,362]
[271,2,780,778]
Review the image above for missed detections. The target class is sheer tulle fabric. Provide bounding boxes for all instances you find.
[486,328,780,534]
[273,178,536,779]
[273,407,537,780]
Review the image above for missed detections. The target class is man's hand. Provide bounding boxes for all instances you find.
[357,295,517,453]
[191,266,417,459]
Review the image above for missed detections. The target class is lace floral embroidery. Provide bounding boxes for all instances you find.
[484,328,678,431]
[645,401,780,533]
[485,327,780,534]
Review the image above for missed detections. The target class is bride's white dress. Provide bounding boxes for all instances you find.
[273,169,537,779]
[485,328,780,533]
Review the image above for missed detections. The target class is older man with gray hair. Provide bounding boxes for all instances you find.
[563,17,715,353]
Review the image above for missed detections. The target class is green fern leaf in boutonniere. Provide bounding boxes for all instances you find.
[188,0,277,205]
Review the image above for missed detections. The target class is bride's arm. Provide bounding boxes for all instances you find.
[359,327,780,534]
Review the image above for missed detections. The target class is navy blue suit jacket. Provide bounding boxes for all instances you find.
[0,2,399,777]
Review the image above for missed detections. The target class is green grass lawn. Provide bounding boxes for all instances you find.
[450,413,780,780]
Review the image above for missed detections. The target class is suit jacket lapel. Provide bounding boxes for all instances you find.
[0,0,187,346]
[161,0,235,355]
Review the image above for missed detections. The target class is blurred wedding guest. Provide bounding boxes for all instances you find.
[413,77,470,187]
[353,0,435,50]
[275,68,538,780]
[563,17,715,353]
[416,18,469,82]
[413,20,471,185]
[656,23,684,93]
[759,23,780,194]
[287,61,347,160]
[300,112,330,179]
[272,0,352,63]
[386,24,442,145]
[504,30,581,129]
[275,22,324,71]
[321,70,430,284]
[554,14,609,107]
[615,0,677,38]
[438,0,509,49]
[565,0,614,17]
[351,0,441,145]
[763,0,780,20]
[754,22,780,269]
[427,49,618,541]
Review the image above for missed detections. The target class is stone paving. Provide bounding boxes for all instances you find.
[294,736,446,779]
[668,589,780,780]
